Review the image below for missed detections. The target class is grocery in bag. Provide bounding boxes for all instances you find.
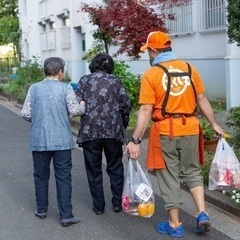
[122,158,155,217]
[208,138,240,190]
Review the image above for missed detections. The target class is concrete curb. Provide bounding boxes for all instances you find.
[204,187,240,218]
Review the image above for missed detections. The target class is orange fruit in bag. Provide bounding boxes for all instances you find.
[137,202,155,217]
[147,202,155,216]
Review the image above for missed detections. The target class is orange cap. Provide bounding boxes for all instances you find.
[140,31,171,52]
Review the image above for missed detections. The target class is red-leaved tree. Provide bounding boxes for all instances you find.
[80,0,191,59]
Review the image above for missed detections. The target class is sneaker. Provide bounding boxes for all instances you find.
[61,216,81,227]
[113,205,122,212]
[34,211,47,219]
[195,211,211,234]
[156,221,185,238]
[92,207,104,215]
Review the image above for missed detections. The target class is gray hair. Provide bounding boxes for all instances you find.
[44,57,65,76]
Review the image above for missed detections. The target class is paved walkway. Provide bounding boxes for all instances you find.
[0,98,239,240]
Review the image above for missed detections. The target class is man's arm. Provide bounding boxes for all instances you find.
[124,104,153,159]
[197,92,224,136]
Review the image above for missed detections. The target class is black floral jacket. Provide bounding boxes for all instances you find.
[75,71,131,145]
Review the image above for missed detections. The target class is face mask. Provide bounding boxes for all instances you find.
[149,56,155,66]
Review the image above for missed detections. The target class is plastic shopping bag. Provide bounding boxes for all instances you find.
[208,138,240,190]
[122,158,155,217]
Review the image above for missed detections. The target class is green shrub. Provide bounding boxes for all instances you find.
[201,151,215,186]
[226,107,240,158]
[199,116,215,140]
[4,57,44,101]
[114,61,140,109]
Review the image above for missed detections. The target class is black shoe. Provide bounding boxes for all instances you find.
[92,207,104,215]
[61,216,81,227]
[34,211,47,219]
[113,206,122,212]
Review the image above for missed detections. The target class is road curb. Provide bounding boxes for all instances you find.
[204,187,240,218]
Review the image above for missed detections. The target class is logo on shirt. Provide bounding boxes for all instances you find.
[161,66,191,96]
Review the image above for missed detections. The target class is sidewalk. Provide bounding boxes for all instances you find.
[0,95,239,240]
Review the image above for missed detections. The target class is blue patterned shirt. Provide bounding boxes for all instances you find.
[21,79,85,151]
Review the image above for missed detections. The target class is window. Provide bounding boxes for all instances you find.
[60,27,70,48]
[40,30,56,51]
[165,3,193,35]
[47,30,56,50]
[40,32,47,51]
[49,22,55,30]
[64,18,70,27]
[198,0,226,31]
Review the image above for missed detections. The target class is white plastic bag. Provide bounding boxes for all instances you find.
[208,138,240,190]
[122,159,155,217]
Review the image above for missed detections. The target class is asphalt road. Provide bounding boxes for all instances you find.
[0,100,239,240]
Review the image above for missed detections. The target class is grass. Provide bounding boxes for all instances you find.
[210,101,226,112]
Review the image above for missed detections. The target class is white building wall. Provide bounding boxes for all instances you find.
[19,0,102,82]
[19,0,41,60]
[18,0,240,110]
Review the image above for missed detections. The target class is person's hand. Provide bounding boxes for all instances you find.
[124,141,141,160]
[212,123,225,138]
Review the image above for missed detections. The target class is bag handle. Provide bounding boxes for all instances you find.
[130,158,152,186]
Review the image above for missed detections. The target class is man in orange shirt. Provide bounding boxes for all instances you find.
[125,31,225,238]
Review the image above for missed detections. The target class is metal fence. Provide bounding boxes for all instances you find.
[0,57,19,73]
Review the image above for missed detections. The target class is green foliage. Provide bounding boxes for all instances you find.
[82,41,105,62]
[226,107,240,157]
[199,117,215,141]
[0,0,19,57]
[201,151,215,186]
[113,61,140,109]
[224,190,240,206]
[0,16,19,45]
[227,0,240,46]
[4,57,44,101]
[0,0,18,17]
[198,101,226,140]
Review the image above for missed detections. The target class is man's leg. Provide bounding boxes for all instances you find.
[190,185,206,213]
[180,134,211,234]
[190,186,210,233]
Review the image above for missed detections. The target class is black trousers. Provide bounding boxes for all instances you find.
[82,139,124,211]
[32,150,74,220]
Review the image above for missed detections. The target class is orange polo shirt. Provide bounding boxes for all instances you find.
[139,60,205,136]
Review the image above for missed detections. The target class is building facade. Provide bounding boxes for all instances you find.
[19,0,96,82]
[18,0,240,110]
